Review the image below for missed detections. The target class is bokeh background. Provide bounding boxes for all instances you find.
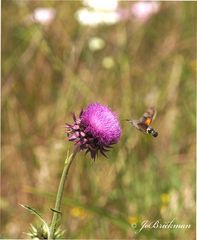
[2,1,196,239]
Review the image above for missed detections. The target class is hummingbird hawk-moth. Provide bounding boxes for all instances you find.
[127,107,158,137]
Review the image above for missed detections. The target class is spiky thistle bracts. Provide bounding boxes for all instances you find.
[65,103,121,160]
[27,224,65,239]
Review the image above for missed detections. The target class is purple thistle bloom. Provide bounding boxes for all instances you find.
[65,103,121,160]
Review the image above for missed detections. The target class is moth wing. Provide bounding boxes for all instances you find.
[137,121,148,132]
[139,107,157,126]
[143,107,156,119]
[131,120,147,133]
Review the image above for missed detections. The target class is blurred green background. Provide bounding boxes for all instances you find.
[2,1,196,239]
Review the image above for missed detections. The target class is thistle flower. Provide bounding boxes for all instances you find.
[66,103,121,159]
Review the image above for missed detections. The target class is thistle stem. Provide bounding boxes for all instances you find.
[49,147,79,239]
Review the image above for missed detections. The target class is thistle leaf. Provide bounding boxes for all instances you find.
[20,204,50,237]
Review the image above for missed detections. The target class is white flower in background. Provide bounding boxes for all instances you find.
[76,0,160,26]
[76,0,119,26]
[31,8,56,25]
[76,8,119,26]
[88,37,105,51]
[131,2,160,22]
[83,0,118,11]
[102,56,115,69]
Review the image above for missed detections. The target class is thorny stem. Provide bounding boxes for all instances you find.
[49,147,79,239]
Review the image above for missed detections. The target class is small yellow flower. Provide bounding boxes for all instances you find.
[69,207,88,219]
[160,193,170,205]
[128,216,138,225]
